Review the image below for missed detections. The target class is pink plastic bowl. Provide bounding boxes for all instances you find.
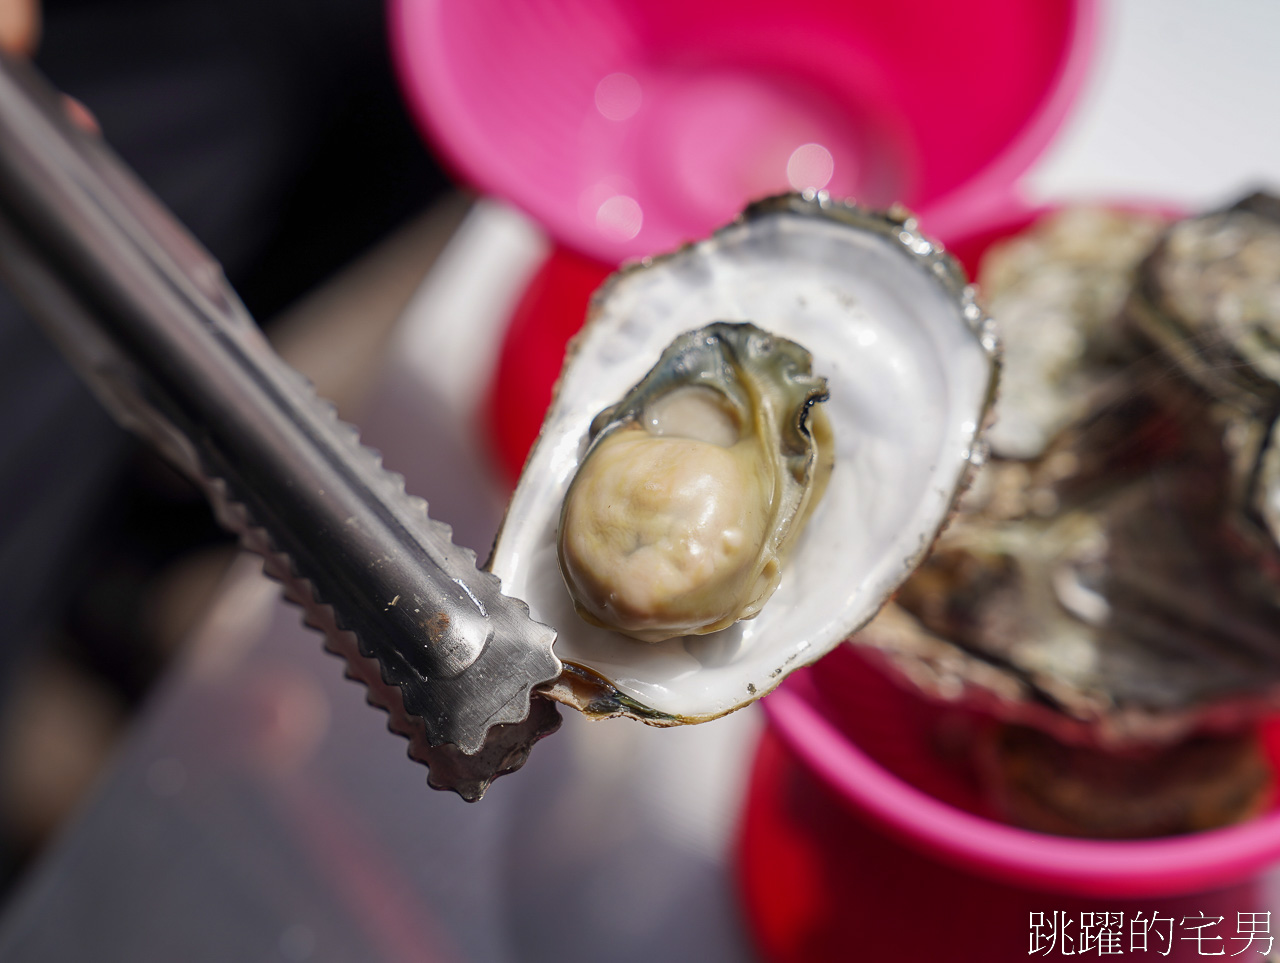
[766,665,1280,899]
[390,0,1095,261]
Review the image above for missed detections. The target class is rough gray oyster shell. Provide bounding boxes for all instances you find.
[853,200,1280,748]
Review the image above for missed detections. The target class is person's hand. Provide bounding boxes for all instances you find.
[0,0,39,55]
[0,1,97,134]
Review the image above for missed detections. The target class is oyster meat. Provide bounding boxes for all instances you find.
[558,322,833,643]
[488,194,997,724]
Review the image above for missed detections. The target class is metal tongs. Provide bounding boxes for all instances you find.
[0,52,563,800]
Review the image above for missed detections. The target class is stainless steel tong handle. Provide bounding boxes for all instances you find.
[0,51,561,800]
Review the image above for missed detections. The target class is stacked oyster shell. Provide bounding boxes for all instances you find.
[852,196,1280,833]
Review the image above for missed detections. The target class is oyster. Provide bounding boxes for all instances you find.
[1129,194,1280,553]
[980,724,1273,839]
[854,200,1280,750]
[1130,193,1280,415]
[558,322,833,643]
[978,207,1167,459]
[488,194,998,724]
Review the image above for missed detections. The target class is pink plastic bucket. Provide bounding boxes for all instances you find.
[765,650,1280,900]
[390,0,1095,261]
[738,715,1276,963]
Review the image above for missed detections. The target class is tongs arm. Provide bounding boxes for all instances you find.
[0,51,561,799]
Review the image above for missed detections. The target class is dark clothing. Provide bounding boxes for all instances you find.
[0,0,446,699]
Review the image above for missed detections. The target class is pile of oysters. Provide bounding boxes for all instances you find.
[857,193,1280,837]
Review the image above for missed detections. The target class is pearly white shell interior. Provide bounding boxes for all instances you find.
[489,205,995,721]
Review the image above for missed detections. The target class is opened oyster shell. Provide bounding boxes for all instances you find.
[488,194,998,724]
